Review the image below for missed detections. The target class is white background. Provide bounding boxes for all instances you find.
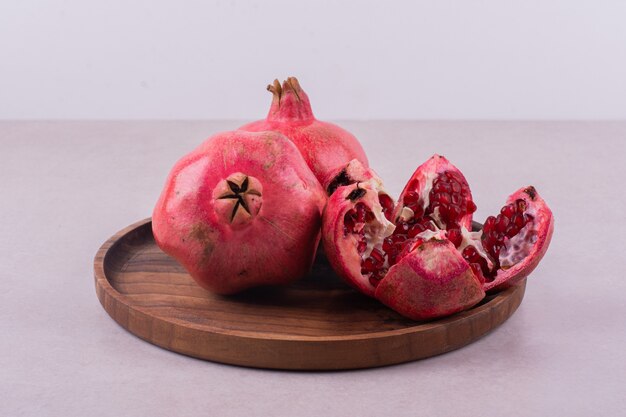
[1,0,626,120]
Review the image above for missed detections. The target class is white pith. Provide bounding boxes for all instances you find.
[417,229,447,241]
[352,181,396,280]
[499,204,538,269]
[359,203,395,260]
[457,226,494,270]
[431,206,445,229]
[420,170,437,210]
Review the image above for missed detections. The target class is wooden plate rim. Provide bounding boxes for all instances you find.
[94,218,525,343]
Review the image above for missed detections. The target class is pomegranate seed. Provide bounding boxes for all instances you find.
[378,194,394,220]
[496,215,509,233]
[396,222,410,235]
[382,237,394,253]
[412,203,424,219]
[466,200,477,213]
[421,219,436,231]
[403,191,420,205]
[449,205,461,219]
[462,246,475,258]
[407,223,424,238]
[501,204,515,217]
[361,257,376,272]
[357,240,367,254]
[505,225,519,237]
[370,248,385,264]
[447,228,463,247]
[392,234,406,243]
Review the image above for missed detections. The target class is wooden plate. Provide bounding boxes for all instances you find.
[94,219,526,371]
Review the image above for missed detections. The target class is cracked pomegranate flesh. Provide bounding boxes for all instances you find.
[152,130,326,295]
[477,186,554,292]
[239,77,369,193]
[322,154,553,320]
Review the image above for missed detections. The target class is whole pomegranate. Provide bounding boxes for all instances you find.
[239,77,369,193]
[152,130,326,294]
[322,155,553,321]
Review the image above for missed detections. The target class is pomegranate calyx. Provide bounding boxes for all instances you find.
[213,173,263,227]
[266,79,282,103]
[266,76,314,122]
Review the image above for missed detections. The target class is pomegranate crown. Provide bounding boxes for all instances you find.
[266,77,314,122]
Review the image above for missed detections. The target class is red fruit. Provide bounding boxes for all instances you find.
[322,155,553,321]
[393,155,476,231]
[322,181,485,318]
[152,130,326,295]
[478,186,554,292]
[239,77,369,193]
[322,183,396,297]
[375,239,486,321]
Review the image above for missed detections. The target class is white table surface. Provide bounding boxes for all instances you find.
[1,121,625,417]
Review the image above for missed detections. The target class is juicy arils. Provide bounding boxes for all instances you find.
[322,180,485,320]
[478,186,554,291]
[322,154,554,321]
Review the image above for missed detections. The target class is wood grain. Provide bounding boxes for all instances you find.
[94,218,526,370]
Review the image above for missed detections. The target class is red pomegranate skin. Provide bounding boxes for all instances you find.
[239,77,369,191]
[375,239,485,321]
[152,130,326,295]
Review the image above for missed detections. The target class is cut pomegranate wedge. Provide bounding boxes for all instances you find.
[322,155,554,321]
[322,181,485,319]
[476,186,554,292]
[322,180,395,298]
[374,239,486,321]
[394,155,476,231]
